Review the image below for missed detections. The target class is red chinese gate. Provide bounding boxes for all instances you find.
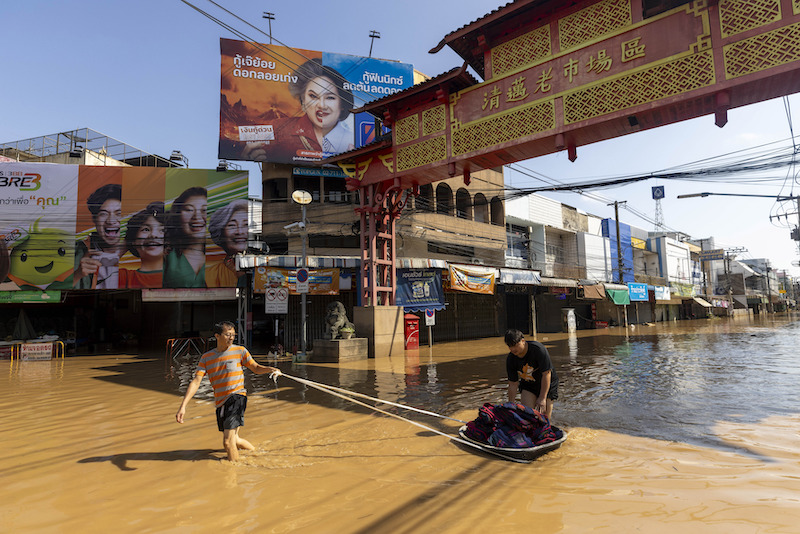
[327,0,800,305]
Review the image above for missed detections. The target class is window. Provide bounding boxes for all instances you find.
[490,197,504,225]
[474,193,489,223]
[436,183,453,215]
[309,235,359,249]
[546,243,565,264]
[506,224,528,259]
[428,241,474,257]
[417,184,434,212]
[456,188,472,219]
[323,177,351,204]
[264,178,288,203]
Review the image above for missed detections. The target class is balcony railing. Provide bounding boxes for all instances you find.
[532,261,586,279]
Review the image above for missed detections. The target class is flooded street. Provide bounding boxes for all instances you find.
[2,314,800,533]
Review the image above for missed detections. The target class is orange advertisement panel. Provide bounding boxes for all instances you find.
[219,38,414,164]
[1,162,247,291]
[254,267,339,295]
[448,265,495,295]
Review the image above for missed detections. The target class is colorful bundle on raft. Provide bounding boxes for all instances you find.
[464,402,558,448]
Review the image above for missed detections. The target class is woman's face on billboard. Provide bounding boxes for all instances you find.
[180,195,207,242]
[223,209,248,254]
[301,76,341,135]
[135,216,164,260]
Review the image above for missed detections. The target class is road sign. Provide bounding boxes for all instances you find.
[425,308,436,326]
[296,268,309,294]
[265,287,288,314]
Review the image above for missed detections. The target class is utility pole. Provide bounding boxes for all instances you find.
[608,201,626,283]
[765,261,773,313]
[723,246,747,317]
[368,30,380,57]
[262,12,275,44]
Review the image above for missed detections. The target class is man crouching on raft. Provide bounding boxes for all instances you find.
[504,329,559,421]
[176,321,281,461]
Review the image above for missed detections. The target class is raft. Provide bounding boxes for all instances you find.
[458,424,567,461]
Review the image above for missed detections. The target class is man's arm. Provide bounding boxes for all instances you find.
[246,360,281,377]
[507,380,519,403]
[535,370,551,413]
[176,372,204,424]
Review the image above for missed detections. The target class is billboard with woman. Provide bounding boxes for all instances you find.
[219,38,414,164]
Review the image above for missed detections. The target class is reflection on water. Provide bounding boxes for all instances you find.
[2,314,800,532]
[549,316,800,451]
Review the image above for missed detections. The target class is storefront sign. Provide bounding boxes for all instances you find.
[396,269,444,311]
[627,282,649,301]
[0,291,60,303]
[253,267,339,295]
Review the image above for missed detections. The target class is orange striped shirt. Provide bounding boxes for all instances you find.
[195,345,256,407]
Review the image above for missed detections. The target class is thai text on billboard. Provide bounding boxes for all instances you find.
[218,38,414,164]
[0,162,248,291]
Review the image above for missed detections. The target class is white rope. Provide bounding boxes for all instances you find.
[289,375,468,424]
[276,373,530,464]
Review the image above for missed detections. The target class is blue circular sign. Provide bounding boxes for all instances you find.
[296,268,309,283]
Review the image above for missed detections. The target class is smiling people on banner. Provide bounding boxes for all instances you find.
[74,184,124,289]
[242,59,355,162]
[119,202,165,289]
[207,199,248,288]
[164,187,207,288]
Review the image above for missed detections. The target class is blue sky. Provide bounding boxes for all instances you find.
[4,0,800,275]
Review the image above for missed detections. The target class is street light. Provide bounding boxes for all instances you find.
[291,190,312,360]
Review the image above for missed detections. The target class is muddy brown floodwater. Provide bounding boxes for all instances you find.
[2,314,800,533]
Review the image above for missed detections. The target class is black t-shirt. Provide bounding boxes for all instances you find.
[506,340,559,397]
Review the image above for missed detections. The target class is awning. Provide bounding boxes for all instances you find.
[500,268,541,285]
[693,297,713,308]
[579,283,606,300]
[606,288,630,305]
[539,277,578,288]
[398,258,449,269]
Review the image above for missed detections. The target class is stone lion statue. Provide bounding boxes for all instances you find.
[324,301,355,340]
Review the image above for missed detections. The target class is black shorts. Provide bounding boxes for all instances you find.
[216,394,247,431]
[518,381,559,401]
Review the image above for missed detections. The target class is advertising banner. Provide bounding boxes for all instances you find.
[253,266,339,295]
[448,265,495,295]
[627,282,649,301]
[0,162,248,290]
[219,38,414,164]
[654,286,671,301]
[395,269,444,311]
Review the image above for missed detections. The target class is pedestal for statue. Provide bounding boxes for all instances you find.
[309,338,368,363]
[353,305,405,358]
